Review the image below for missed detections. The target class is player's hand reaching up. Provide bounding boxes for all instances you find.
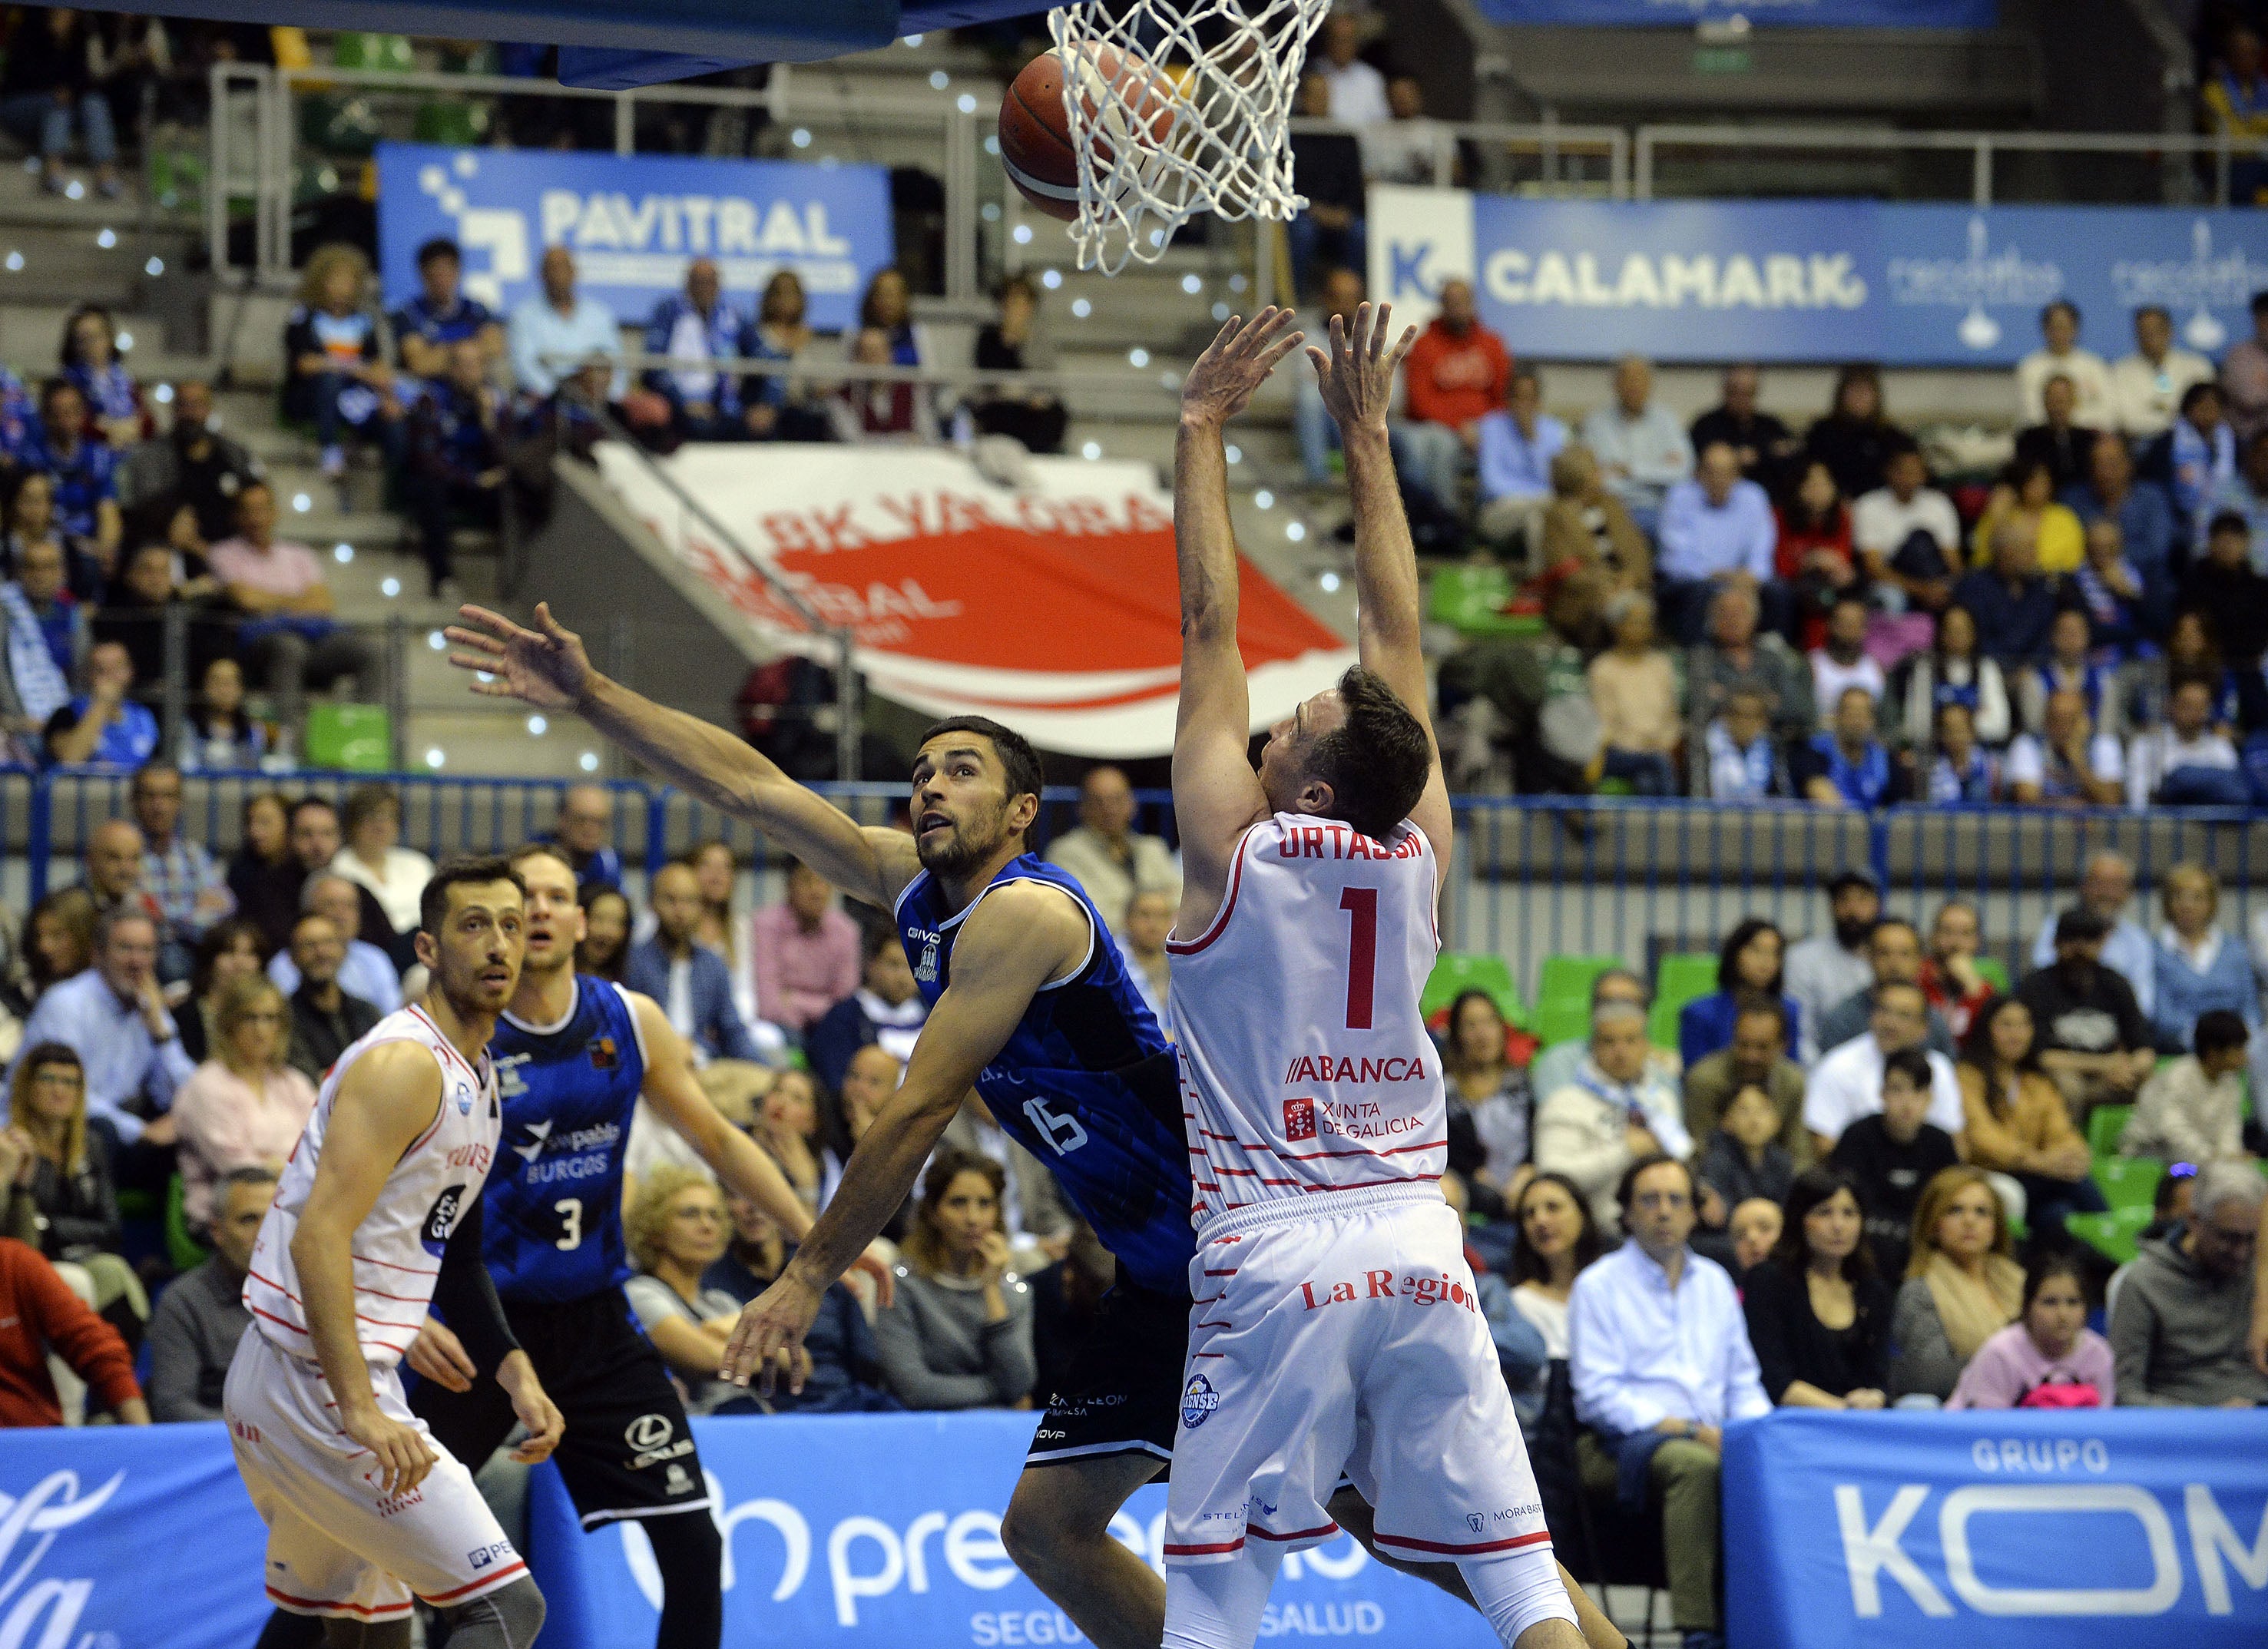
[1179,308,1304,429]
[1306,302,1417,437]
[446,602,592,712]
[723,1268,827,1396]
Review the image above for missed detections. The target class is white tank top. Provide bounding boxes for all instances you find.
[244,1005,502,1369]
[1167,812,1445,1230]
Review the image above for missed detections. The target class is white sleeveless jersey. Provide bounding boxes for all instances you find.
[1167,812,1445,1229]
[244,1005,502,1369]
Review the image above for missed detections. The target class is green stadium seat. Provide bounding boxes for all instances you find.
[1975,956,2010,994]
[304,704,392,771]
[413,101,491,146]
[2087,1104,2133,1160]
[1422,952,1527,1030]
[1534,955,1624,1049]
[2065,1205,2154,1268]
[2094,1155,2162,1211]
[1425,566,1539,638]
[333,31,415,71]
[164,1175,209,1275]
[1649,953,1718,1050]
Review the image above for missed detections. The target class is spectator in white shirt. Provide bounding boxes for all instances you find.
[508,246,622,399]
[1852,445,1962,614]
[1569,1154,1770,1644]
[1309,11,1388,125]
[2005,687,2125,806]
[1786,869,1880,1060]
[1808,594,1885,714]
[2127,677,2246,807]
[2110,306,2214,442]
[2016,300,2113,428]
[1581,355,1694,532]
[1357,75,1441,184]
[1803,982,1966,1157]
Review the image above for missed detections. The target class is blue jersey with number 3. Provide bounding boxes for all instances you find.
[895,856,1193,1294]
[482,976,648,1303]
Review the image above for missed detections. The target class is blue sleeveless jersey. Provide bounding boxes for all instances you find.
[482,976,648,1303]
[896,855,1193,1294]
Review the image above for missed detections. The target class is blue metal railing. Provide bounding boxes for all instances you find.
[12,769,2264,1005]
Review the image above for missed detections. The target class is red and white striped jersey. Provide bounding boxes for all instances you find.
[1167,812,1445,1230]
[244,1005,502,1369]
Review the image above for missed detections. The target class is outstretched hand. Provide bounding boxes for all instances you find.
[1180,308,1304,429]
[445,602,593,712]
[1306,302,1417,437]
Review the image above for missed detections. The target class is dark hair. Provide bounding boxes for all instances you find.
[1303,665,1432,845]
[289,794,338,825]
[2041,299,2080,328]
[1730,989,1786,1035]
[1868,916,1919,954]
[2195,1008,2250,1059]
[418,853,526,936]
[1616,1152,1694,1218]
[863,921,901,964]
[2209,509,2251,542]
[342,783,399,837]
[59,303,114,370]
[191,917,269,997]
[2020,1251,2090,1316]
[1771,1166,1874,1282]
[1715,917,1786,995]
[905,1148,1005,1276]
[575,885,631,981]
[37,375,75,412]
[1829,361,1882,422]
[2005,454,2055,494]
[1508,1171,1605,1288]
[416,236,462,270]
[1881,1045,1934,1093]
[2181,380,2223,417]
[918,714,1045,848]
[1442,989,1508,1078]
[1961,994,2039,1111]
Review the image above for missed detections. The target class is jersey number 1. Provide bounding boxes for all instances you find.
[1339,886,1378,1031]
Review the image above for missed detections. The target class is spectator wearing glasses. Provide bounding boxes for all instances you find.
[1570,1154,1769,1649]
[167,977,314,1233]
[2111,1161,2266,1406]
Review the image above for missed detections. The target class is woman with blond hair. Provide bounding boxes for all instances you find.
[23,887,95,1004]
[169,976,317,1233]
[1886,1165,2026,1402]
[622,1165,747,1415]
[0,1041,146,1343]
[2150,861,2258,1054]
[282,242,402,478]
[872,1149,1035,1411]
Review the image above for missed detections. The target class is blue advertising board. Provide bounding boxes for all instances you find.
[1368,187,2268,366]
[526,1409,1499,1646]
[375,144,894,334]
[1724,1408,2268,1649]
[1475,0,1998,24]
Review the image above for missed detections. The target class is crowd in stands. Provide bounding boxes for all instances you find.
[1389,286,2268,811]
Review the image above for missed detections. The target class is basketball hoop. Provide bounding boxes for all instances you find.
[1045,0,1328,274]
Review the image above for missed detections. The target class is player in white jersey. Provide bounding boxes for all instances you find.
[1160,304,1584,1649]
[227,856,562,1649]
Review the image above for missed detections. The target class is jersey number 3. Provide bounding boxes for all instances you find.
[555,1198,583,1251]
[1023,1097,1089,1156]
[1339,886,1378,1031]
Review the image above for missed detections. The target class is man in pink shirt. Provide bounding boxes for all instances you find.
[752,859,863,1034]
[207,480,374,727]
[1389,278,1511,512]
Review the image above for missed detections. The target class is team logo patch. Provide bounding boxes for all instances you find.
[420,1184,466,1256]
[1283,1098,1316,1142]
[588,1036,619,1071]
[1466,1513,1486,1535]
[1181,1374,1220,1430]
[455,1080,474,1117]
[624,1413,674,1451]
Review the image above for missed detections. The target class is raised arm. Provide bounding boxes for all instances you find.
[720,881,1088,1390]
[1309,303,1452,860]
[448,603,916,909]
[1172,310,1305,927]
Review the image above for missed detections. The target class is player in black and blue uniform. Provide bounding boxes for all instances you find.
[404,843,826,1649]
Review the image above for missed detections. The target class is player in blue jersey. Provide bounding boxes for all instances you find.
[399,843,846,1649]
[446,610,1623,1649]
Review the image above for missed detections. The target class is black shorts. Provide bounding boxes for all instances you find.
[1025,1280,1190,1478]
[409,1288,710,1530]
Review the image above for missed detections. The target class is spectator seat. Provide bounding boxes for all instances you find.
[1648,953,1717,1050]
[164,1176,208,1274]
[1421,952,1527,1030]
[1533,955,1622,1048]
[333,31,416,71]
[2065,1205,2152,1267]
[1975,956,2011,993]
[2088,1104,2134,1160]
[303,704,392,772]
[1427,565,1541,640]
[2093,1155,2161,1210]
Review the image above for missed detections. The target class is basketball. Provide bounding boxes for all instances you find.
[999,45,1176,222]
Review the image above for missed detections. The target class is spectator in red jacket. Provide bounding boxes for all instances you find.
[0,1236,147,1426]
[1776,460,1859,651]
[1391,279,1511,512]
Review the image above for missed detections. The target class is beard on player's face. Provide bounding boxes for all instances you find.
[914,793,1016,877]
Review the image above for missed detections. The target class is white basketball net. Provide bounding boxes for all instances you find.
[1046,0,1329,274]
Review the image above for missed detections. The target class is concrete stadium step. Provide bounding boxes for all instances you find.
[399,705,602,778]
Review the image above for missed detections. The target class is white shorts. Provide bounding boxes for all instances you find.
[224,1329,527,1622]
[1164,1187,1552,1570]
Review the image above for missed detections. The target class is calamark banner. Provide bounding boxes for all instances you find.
[1369,188,2268,366]
[1475,0,1998,23]
[1725,1408,2268,1649]
[375,144,893,334]
[594,442,1356,757]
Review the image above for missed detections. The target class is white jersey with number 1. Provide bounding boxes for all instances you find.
[1167,811,1445,1224]
[1159,810,1557,1591]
